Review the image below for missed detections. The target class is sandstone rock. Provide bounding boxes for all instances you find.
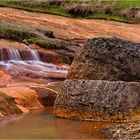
[68,37,140,82]
[0,71,13,86]
[0,86,57,111]
[0,92,22,117]
[31,87,57,107]
[0,87,44,110]
[54,80,140,121]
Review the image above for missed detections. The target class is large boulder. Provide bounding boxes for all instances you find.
[68,37,140,82]
[54,80,140,121]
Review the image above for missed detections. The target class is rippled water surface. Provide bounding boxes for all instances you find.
[0,108,110,139]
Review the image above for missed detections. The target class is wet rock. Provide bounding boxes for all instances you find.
[68,37,140,82]
[54,80,140,121]
[31,87,57,107]
[38,51,71,64]
[0,70,13,86]
[0,87,44,110]
[0,92,22,117]
[102,121,140,139]
[0,86,57,112]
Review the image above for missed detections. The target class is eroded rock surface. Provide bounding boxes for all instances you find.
[102,121,140,139]
[54,80,140,121]
[0,70,58,118]
[68,37,140,82]
[0,92,22,117]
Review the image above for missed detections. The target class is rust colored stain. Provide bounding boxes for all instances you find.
[0,8,140,42]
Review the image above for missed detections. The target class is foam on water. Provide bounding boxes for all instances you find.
[0,47,68,80]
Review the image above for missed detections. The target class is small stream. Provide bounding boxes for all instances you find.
[0,46,68,82]
[0,108,110,139]
[0,45,113,139]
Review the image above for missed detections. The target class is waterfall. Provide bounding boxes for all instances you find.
[7,49,22,60]
[0,48,4,61]
[0,47,40,61]
[30,50,40,61]
[0,47,68,81]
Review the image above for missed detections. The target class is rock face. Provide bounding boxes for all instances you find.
[0,70,58,117]
[54,80,140,121]
[0,86,57,113]
[31,87,57,107]
[68,37,140,82]
[0,92,22,117]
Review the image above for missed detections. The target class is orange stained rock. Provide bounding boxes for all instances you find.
[0,70,13,86]
[0,8,140,42]
[0,87,44,110]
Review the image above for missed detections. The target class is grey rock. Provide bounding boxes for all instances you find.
[54,80,140,121]
[68,37,140,82]
[102,121,140,139]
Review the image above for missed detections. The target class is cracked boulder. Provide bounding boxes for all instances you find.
[54,80,140,121]
[68,37,140,82]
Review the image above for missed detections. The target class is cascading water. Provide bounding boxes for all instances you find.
[7,48,22,60]
[0,47,68,82]
[30,50,40,61]
[0,47,40,61]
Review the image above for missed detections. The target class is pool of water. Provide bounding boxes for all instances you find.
[0,108,110,139]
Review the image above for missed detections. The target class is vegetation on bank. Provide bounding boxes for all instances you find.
[0,21,69,49]
[0,0,140,23]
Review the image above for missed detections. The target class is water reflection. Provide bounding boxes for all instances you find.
[0,108,109,139]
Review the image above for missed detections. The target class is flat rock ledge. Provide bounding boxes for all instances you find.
[54,80,140,121]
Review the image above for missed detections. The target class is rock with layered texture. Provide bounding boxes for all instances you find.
[0,86,57,111]
[54,80,140,121]
[0,92,22,117]
[68,37,140,82]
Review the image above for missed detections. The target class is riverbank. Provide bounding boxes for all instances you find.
[0,4,140,139]
[0,0,140,23]
[0,7,140,43]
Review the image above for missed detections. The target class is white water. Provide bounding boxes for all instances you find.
[0,47,40,61]
[0,47,68,81]
[7,48,22,60]
[30,50,40,61]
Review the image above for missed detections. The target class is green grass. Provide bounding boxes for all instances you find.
[0,21,69,49]
[88,13,133,23]
[103,0,140,8]
[0,0,139,23]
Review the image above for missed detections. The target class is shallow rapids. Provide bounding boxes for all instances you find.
[0,47,68,82]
